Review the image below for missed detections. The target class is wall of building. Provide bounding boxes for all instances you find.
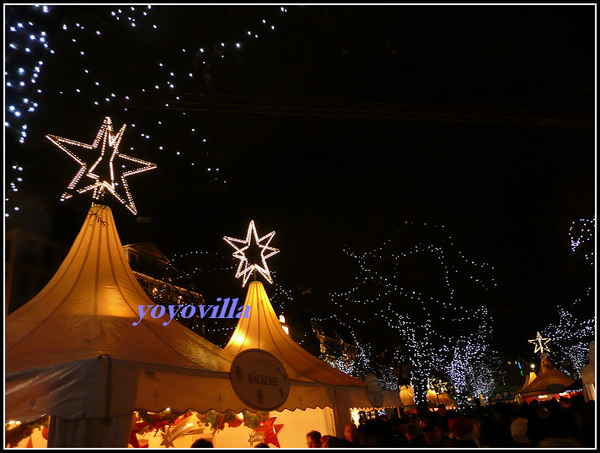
[5,229,70,315]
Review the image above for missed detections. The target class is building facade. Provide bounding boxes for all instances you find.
[122,242,206,336]
[5,228,70,315]
[5,230,206,337]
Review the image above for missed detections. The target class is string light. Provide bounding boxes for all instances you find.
[224,220,279,287]
[5,5,291,217]
[569,216,595,264]
[46,116,156,214]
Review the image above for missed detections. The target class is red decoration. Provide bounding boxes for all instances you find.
[254,417,283,448]
[42,427,49,440]
[227,413,244,428]
[212,414,226,436]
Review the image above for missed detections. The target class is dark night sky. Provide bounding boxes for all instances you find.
[5,4,596,357]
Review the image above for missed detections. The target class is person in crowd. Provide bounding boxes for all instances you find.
[322,436,347,447]
[389,417,409,447]
[448,416,481,447]
[319,434,332,446]
[407,430,427,447]
[422,419,459,447]
[191,438,213,448]
[343,423,360,447]
[509,417,531,447]
[305,430,321,448]
[431,404,456,439]
[254,442,270,448]
[357,418,396,447]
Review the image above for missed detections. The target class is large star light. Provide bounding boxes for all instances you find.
[528,331,551,355]
[224,220,279,287]
[46,116,156,215]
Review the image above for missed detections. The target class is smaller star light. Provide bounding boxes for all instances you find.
[427,377,448,394]
[224,220,279,287]
[46,116,156,215]
[528,331,551,355]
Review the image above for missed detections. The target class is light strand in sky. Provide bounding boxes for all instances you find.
[5,5,291,217]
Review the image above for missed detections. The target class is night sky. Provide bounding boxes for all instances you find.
[5,5,596,358]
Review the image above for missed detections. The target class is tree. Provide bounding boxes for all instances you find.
[541,292,595,378]
[328,222,501,412]
[446,305,504,412]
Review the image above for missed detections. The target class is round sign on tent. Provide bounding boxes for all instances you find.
[230,349,290,411]
[365,373,384,407]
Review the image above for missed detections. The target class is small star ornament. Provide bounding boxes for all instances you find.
[224,220,279,286]
[46,116,156,215]
[528,331,551,355]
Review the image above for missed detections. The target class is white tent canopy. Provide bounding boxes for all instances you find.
[6,203,401,447]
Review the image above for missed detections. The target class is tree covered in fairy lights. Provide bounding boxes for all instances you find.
[538,216,595,378]
[323,327,375,382]
[540,289,595,379]
[317,221,504,410]
[444,305,504,411]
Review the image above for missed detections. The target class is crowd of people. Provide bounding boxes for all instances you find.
[305,394,596,448]
[189,395,595,448]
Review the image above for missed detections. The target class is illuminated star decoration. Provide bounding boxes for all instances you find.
[428,377,448,394]
[528,331,551,355]
[224,220,280,287]
[46,116,156,215]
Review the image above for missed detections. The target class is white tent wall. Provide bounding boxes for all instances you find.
[212,407,336,448]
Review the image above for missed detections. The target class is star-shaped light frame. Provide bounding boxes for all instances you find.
[427,377,448,394]
[224,220,279,287]
[46,116,156,215]
[528,331,551,355]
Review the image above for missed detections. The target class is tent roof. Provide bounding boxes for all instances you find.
[521,371,537,390]
[6,204,233,373]
[518,357,575,396]
[223,280,403,408]
[224,280,365,386]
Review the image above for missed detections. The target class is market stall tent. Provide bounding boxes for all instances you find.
[5,204,250,447]
[399,385,457,411]
[222,279,403,442]
[518,356,576,402]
